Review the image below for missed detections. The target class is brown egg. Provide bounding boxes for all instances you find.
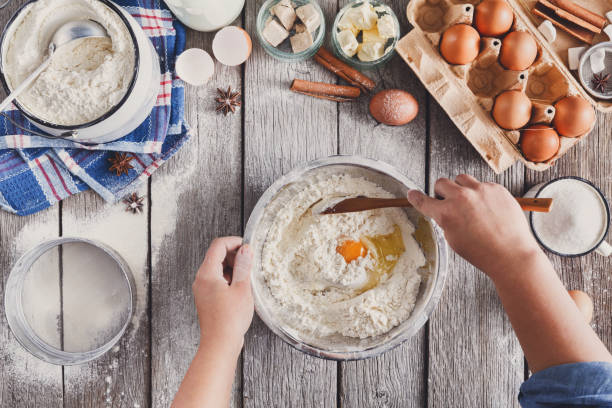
[474,0,514,37]
[499,31,537,70]
[568,290,594,324]
[520,125,559,162]
[553,96,596,138]
[492,90,532,129]
[440,24,481,65]
[369,89,419,126]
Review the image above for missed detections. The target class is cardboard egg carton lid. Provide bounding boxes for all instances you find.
[397,0,598,173]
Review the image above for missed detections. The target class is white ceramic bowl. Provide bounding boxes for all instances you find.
[244,155,448,360]
[0,0,160,143]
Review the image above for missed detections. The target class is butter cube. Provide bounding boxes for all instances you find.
[343,2,377,30]
[296,3,321,32]
[338,12,360,36]
[337,29,359,57]
[357,41,384,61]
[376,14,395,38]
[263,18,289,47]
[362,27,385,44]
[290,30,313,53]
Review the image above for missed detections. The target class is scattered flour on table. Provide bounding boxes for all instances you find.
[261,174,427,339]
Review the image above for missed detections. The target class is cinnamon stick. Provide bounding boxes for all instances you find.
[314,47,376,93]
[290,79,361,102]
[533,0,596,43]
[551,0,606,30]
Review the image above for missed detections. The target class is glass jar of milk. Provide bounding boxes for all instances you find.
[524,177,611,257]
[165,0,245,32]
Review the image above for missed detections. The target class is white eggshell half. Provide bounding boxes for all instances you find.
[176,48,215,86]
[212,26,252,66]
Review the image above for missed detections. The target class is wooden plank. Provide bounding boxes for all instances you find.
[427,102,525,407]
[0,209,64,407]
[524,111,612,359]
[242,0,339,406]
[60,187,149,408]
[150,27,244,407]
[337,0,429,401]
[0,2,63,406]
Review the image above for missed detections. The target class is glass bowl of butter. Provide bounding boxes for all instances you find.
[331,0,400,70]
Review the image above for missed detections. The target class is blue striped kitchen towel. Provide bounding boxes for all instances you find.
[0,0,190,216]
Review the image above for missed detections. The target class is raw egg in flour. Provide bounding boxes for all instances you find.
[474,0,514,37]
[440,24,481,65]
[336,225,406,293]
[499,31,537,71]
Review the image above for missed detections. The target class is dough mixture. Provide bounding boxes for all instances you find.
[261,174,427,339]
[2,0,135,126]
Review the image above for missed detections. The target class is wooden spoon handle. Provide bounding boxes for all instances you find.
[515,197,553,212]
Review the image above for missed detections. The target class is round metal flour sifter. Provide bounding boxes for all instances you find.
[4,237,135,365]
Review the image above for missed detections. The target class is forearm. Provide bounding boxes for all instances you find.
[172,337,243,408]
[488,249,612,372]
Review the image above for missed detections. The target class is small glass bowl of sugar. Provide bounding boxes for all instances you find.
[524,177,611,257]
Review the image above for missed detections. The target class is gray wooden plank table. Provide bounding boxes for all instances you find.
[1,0,611,406]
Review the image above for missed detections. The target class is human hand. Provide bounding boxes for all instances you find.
[192,237,254,353]
[406,175,541,278]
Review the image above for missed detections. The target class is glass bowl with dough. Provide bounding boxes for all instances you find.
[244,155,448,360]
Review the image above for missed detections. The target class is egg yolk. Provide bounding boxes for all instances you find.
[336,239,368,263]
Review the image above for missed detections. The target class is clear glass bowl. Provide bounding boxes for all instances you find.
[331,0,400,70]
[255,0,325,62]
[243,155,449,360]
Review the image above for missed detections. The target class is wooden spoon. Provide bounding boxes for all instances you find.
[318,196,553,214]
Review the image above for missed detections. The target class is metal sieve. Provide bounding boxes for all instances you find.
[4,237,135,365]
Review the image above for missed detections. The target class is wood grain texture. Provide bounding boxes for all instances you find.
[60,187,149,408]
[427,101,525,408]
[242,0,338,406]
[524,111,612,362]
[150,27,244,408]
[337,0,429,403]
[0,3,63,407]
[0,208,63,408]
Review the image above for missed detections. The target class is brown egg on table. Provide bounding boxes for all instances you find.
[369,89,419,126]
[474,0,514,37]
[568,290,594,324]
[440,24,481,65]
[553,95,596,138]
[520,125,560,162]
[499,31,537,71]
[492,90,532,130]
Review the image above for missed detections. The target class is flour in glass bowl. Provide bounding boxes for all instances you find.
[261,174,427,339]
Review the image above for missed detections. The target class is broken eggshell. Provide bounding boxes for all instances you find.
[213,26,252,66]
[175,48,214,86]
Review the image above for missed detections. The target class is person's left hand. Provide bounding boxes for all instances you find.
[192,237,254,352]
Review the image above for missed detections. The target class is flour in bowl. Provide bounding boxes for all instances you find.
[261,174,426,339]
[2,0,135,126]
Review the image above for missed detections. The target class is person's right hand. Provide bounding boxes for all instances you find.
[406,175,541,278]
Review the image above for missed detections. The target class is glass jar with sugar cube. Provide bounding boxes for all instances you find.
[331,0,400,70]
[256,0,325,62]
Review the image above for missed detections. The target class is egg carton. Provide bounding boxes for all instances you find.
[397,0,598,173]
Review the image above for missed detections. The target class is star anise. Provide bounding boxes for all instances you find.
[108,152,134,176]
[591,72,610,93]
[215,86,241,115]
[123,192,145,214]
